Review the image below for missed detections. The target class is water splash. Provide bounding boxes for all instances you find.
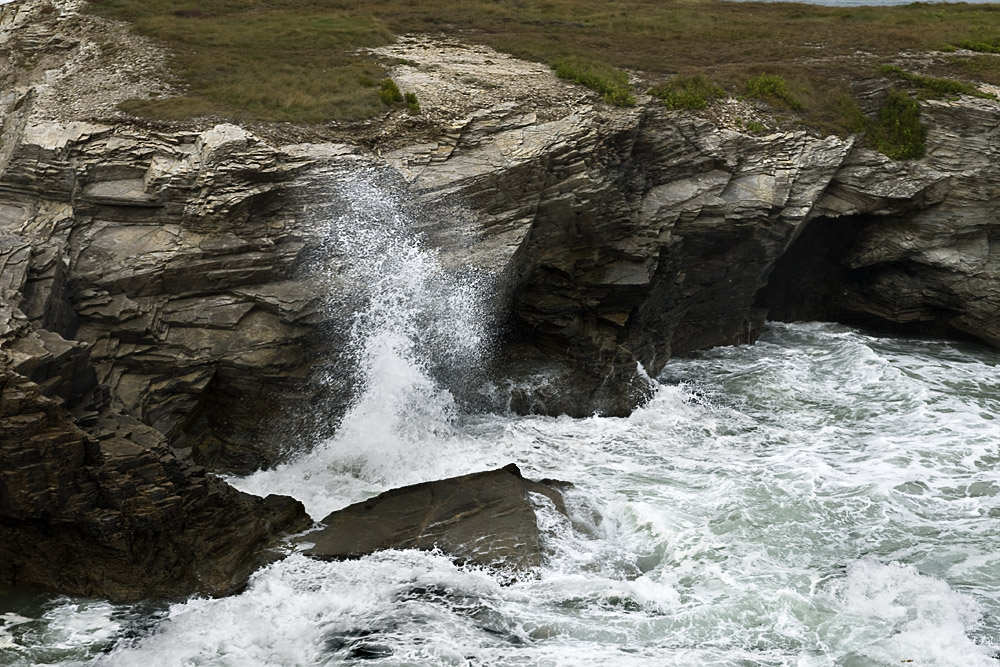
[237,170,495,517]
[14,322,1000,666]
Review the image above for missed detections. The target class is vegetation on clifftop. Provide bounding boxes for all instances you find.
[553,58,635,107]
[86,0,1000,136]
[649,75,724,111]
[854,89,928,160]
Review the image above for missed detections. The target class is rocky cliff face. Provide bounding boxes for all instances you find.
[1,0,999,600]
[0,365,309,600]
[376,40,977,416]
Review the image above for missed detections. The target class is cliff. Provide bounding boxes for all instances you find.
[1,0,998,600]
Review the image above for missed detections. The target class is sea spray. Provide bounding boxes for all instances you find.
[237,170,498,517]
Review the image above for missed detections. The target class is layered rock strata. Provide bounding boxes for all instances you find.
[3,7,998,433]
[2,0,1000,600]
[0,365,309,601]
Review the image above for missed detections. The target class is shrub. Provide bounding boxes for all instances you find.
[378,80,420,114]
[745,73,804,110]
[404,91,420,114]
[745,120,767,134]
[552,58,635,107]
[956,36,1000,54]
[851,89,926,160]
[379,78,404,106]
[649,75,725,110]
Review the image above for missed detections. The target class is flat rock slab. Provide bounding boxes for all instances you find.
[301,464,568,572]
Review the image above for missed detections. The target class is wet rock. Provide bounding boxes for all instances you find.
[375,39,998,415]
[5,7,999,441]
[301,464,568,573]
[0,366,310,602]
[1,2,999,603]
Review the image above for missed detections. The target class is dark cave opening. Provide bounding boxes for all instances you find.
[753,214,993,347]
[754,215,872,324]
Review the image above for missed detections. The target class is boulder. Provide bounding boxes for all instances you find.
[301,464,568,573]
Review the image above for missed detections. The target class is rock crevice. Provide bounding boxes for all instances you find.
[2,3,1000,601]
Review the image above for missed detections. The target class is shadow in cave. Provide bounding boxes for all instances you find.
[754,214,993,348]
[754,214,873,325]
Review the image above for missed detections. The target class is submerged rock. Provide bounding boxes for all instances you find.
[301,464,568,573]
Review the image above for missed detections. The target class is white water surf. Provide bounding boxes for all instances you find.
[2,174,997,666]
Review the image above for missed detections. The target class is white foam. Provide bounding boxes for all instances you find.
[235,172,495,518]
[22,321,1000,665]
[822,558,995,666]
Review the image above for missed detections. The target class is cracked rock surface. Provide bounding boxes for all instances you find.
[1,0,999,600]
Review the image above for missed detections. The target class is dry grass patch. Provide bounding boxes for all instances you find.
[85,0,1000,124]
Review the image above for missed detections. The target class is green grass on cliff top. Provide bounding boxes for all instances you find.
[86,0,1000,125]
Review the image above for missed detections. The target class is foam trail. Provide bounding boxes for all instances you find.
[12,322,999,666]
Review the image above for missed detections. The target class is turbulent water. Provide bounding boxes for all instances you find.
[2,175,999,667]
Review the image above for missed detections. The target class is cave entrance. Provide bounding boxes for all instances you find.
[754,215,872,324]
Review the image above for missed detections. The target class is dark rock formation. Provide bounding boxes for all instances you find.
[5,12,998,445]
[302,464,568,573]
[0,366,310,601]
[0,117,337,471]
[2,2,1000,601]
[388,87,952,416]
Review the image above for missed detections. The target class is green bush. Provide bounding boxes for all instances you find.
[745,73,804,110]
[553,58,635,107]
[649,75,725,110]
[379,78,404,105]
[851,89,926,160]
[404,91,420,114]
[956,36,1000,54]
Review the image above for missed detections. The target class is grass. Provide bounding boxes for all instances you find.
[650,75,724,111]
[745,73,804,111]
[879,64,996,100]
[871,90,927,160]
[83,0,1000,125]
[955,35,1000,54]
[85,1,393,122]
[552,58,635,107]
[845,88,927,160]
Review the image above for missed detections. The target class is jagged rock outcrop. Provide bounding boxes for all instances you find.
[821,97,1000,345]
[380,43,957,415]
[0,364,309,601]
[0,117,337,470]
[301,464,569,574]
[1,0,999,601]
[3,4,998,434]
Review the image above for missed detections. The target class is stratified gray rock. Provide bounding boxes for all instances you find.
[2,1,1000,602]
[0,365,310,602]
[302,464,568,573]
[4,8,1000,434]
[378,47,962,415]
[0,102,335,469]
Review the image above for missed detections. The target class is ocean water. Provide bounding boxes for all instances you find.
[1,174,998,666]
